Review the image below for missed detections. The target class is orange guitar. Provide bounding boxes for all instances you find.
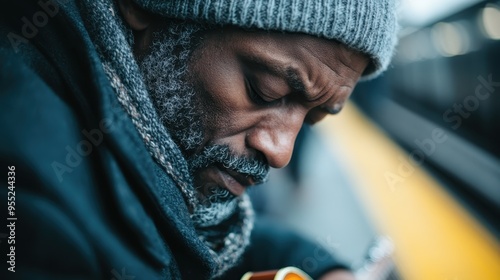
[241,266,312,280]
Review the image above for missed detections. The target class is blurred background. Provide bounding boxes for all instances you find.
[249,0,500,279]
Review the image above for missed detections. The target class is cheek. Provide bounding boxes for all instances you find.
[192,58,252,138]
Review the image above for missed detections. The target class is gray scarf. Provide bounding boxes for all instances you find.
[78,0,254,277]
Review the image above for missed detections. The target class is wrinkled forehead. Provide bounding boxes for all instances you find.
[188,26,369,114]
[196,26,369,80]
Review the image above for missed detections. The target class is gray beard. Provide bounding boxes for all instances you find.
[139,21,269,227]
[188,144,269,227]
[139,22,204,153]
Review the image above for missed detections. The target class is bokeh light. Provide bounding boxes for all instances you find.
[480,4,500,40]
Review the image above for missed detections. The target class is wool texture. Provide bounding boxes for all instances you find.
[133,0,399,79]
[78,0,254,278]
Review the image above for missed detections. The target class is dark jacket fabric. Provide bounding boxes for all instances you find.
[0,1,346,279]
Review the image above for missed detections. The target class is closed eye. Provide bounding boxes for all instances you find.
[246,78,281,106]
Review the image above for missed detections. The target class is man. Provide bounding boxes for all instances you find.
[0,0,397,279]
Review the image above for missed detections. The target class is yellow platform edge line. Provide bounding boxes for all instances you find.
[317,102,500,280]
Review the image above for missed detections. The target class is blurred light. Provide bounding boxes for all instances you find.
[400,0,485,27]
[397,28,439,63]
[431,22,471,57]
[480,4,500,40]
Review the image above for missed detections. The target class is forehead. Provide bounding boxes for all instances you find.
[198,27,369,106]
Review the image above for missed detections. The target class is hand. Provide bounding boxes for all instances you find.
[319,269,357,280]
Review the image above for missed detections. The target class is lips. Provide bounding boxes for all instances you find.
[223,167,255,187]
[195,165,255,197]
[218,165,259,196]
[217,168,246,196]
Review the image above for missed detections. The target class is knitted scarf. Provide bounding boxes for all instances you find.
[78,0,254,277]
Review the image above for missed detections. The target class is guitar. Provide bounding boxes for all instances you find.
[241,266,312,280]
[241,236,396,280]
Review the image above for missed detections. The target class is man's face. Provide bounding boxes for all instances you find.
[139,23,368,208]
[186,27,369,191]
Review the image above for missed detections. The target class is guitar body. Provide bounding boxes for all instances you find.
[241,266,312,280]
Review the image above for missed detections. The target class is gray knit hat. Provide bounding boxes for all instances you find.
[133,0,398,78]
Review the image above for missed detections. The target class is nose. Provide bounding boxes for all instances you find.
[245,110,304,168]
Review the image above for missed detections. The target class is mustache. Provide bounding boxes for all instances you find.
[188,145,269,185]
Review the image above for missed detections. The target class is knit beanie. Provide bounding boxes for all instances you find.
[132,0,399,78]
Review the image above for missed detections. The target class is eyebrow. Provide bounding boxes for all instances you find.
[243,55,312,98]
[244,54,341,114]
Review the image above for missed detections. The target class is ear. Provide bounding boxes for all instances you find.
[117,0,155,56]
[117,0,151,31]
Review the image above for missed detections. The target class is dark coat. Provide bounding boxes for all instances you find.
[0,1,346,279]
